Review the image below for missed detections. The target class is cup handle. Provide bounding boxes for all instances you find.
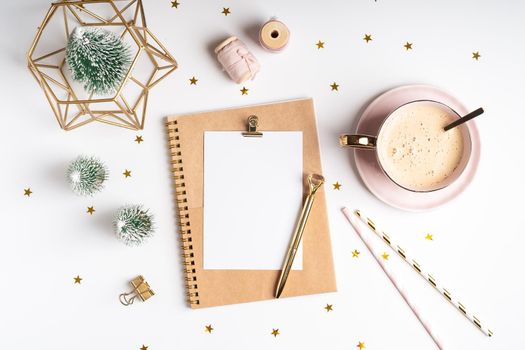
[339,134,377,150]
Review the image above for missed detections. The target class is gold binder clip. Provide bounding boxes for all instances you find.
[242,115,263,137]
[119,275,155,306]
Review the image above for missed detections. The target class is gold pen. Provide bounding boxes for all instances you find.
[275,174,325,298]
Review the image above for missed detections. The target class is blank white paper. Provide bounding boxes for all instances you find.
[203,131,303,270]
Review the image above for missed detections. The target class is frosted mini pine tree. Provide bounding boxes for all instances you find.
[66,27,131,95]
[67,155,109,196]
[114,205,154,246]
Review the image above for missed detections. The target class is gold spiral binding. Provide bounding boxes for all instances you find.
[167,119,199,306]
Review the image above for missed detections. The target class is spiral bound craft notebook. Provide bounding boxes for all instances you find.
[166,98,336,308]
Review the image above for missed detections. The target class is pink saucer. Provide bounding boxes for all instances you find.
[354,85,480,212]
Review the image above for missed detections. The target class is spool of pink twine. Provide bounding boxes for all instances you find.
[215,36,260,84]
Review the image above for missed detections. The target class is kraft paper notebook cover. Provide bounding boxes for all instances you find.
[166,98,336,308]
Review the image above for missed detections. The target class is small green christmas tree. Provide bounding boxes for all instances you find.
[67,155,109,196]
[114,205,154,246]
[66,27,131,95]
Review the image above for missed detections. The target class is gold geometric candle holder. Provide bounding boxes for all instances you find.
[27,0,177,131]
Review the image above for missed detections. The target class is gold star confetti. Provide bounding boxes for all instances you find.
[240,87,249,95]
[324,304,333,312]
[123,169,132,178]
[333,182,341,190]
[24,188,32,197]
[87,206,95,215]
[381,252,389,260]
[271,328,280,337]
[171,0,179,8]
[205,324,214,333]
[222,7,230,16]
[135,135,143,144]
[363,34,372,43]
[140,346,148,350]
[330,82,339,91]
[425,233,433,240]
[404,42,413,50]
[352,249,360,258]
[357,341,366,349]
[316,40,325,49]
[189,76,198,85]
[472,51,481,60]
[74,275,82,284]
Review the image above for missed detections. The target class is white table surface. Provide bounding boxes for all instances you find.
[2,0,524,349]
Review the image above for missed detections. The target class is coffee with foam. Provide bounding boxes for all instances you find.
[377,102,466,192]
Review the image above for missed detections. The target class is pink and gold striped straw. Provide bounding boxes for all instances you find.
[342,207,444,350]
[353,209,493,337]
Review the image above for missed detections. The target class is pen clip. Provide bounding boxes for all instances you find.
[308,174,324,195]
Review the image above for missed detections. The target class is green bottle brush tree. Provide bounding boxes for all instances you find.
[66,27,131,95]
[67,155,109,196]
[113,205,154,246]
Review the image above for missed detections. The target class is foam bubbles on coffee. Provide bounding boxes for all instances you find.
[377,102,464,192]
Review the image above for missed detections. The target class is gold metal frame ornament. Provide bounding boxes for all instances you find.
[27,0,177,131]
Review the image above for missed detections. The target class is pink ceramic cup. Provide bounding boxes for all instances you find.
[340,100,472,193]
